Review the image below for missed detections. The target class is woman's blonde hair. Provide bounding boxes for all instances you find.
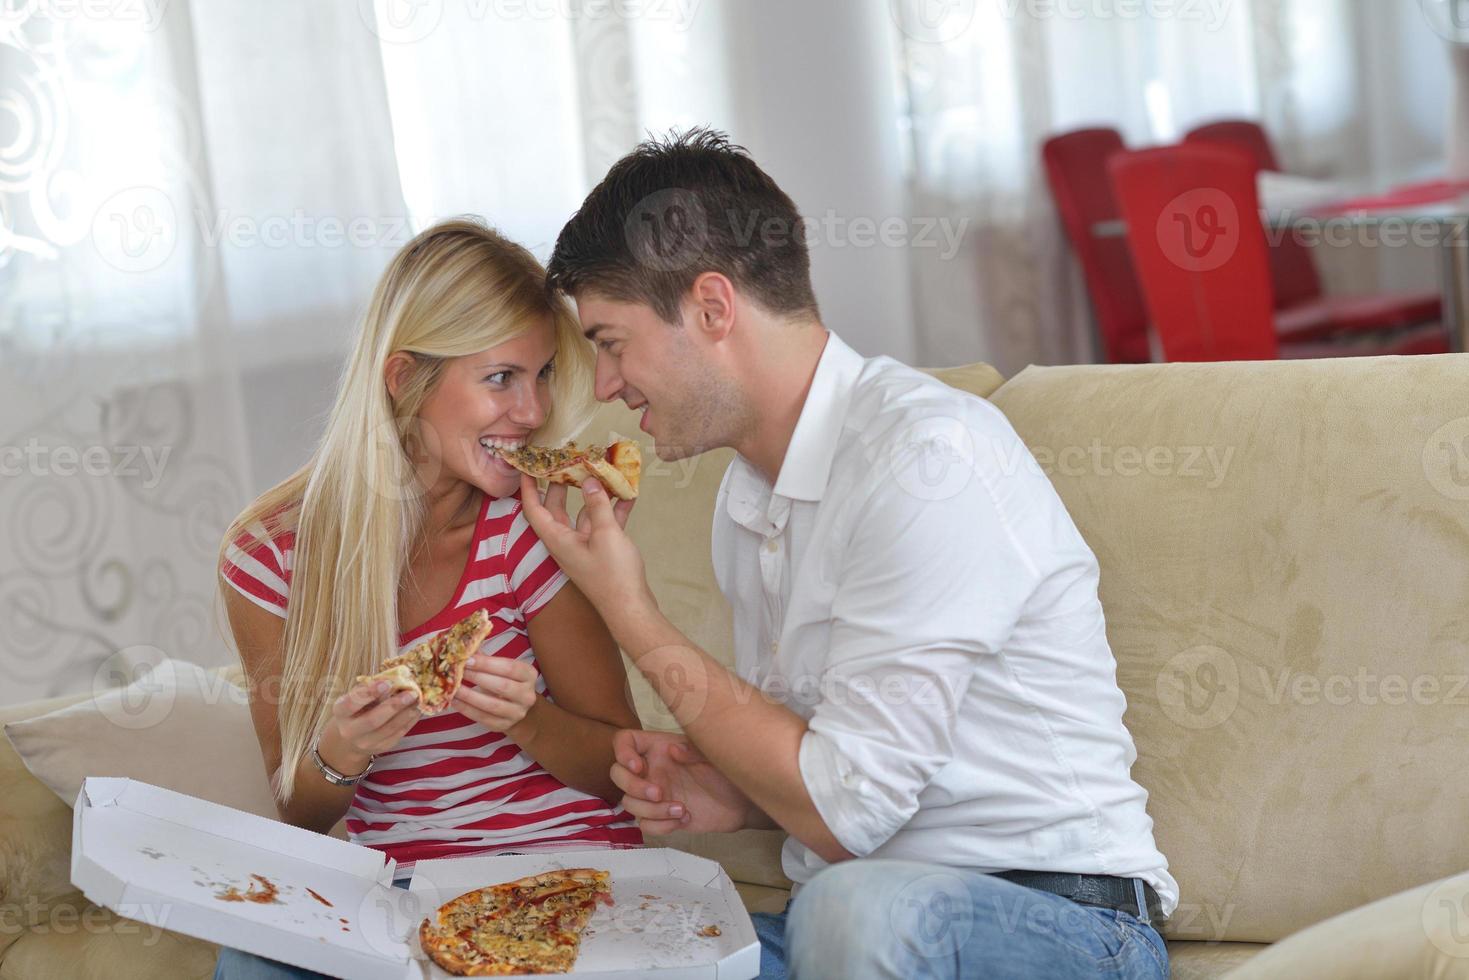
[218,218,594,806]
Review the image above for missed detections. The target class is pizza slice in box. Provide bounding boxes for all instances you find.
[354,608,492,715]
[488,440,641,501]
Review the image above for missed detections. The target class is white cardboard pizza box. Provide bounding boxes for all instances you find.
[71,777,421,979]
[71,776,761,979]
[405,848,760,979]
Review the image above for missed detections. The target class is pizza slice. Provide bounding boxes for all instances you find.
[353,608,492,715]
[487,440,642,501]
[420,868,612,976]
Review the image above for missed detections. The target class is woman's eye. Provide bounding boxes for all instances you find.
[485,371,511,386]
[537,362,555,383]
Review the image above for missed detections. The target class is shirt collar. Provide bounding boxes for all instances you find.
[722,332,866,534]
[771,331,865,503]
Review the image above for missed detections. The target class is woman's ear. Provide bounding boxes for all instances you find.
[384,351,415,402]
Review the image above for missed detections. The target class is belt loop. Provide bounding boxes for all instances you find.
[1131,878,1151,926]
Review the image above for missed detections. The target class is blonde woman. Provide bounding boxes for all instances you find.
[213,219,641,980]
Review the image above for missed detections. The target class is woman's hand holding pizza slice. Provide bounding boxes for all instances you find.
[321,679,422,772]
[452,655,540,734]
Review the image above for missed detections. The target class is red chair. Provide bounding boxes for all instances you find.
[1108,144,1448,362]
[1184,119,1442,339]
[1042,128,1152,363]
[1185,120,1282,170]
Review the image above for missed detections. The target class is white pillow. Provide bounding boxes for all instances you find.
[4,656,280,819]
[1224,870,1469,979]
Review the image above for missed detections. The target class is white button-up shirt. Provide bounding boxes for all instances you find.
[711,332,1178,914]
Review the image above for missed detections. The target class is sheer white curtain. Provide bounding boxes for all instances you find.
[369,0,734,252]
[0,0,744,707]
[0,1,406,705]
[894,0,1451,374]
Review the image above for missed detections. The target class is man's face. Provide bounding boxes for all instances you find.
[575,293,749,462]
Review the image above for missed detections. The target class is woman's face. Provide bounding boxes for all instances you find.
[413,317,557,500]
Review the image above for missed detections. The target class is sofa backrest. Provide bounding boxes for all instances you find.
[990,355,1469,942]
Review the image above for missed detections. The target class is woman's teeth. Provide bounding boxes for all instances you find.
[479,438,524,475]
[479,437,525,456]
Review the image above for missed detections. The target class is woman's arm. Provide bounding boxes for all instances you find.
[511,582,643,804]
[224,581,420,834]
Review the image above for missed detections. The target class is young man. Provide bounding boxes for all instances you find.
[521,129,1175,979]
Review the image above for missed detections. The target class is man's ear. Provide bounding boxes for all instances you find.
[384,350,416,402]
[687,272,736,341]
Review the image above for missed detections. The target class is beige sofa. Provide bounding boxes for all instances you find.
[5,353,1469,979]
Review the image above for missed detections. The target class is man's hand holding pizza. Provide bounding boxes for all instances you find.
[519,474,650,613]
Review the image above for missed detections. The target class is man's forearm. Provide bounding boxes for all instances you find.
[611,598,853,861]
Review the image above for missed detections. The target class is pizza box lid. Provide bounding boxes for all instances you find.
[402,848,761,978]
[71,776,421,980]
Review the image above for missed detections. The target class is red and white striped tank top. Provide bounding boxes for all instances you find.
[221,491,641,877]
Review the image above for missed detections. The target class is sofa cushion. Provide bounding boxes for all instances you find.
[4,658,278,820]
[0,689,95,964]
[657,829,793,891]
[989,355,1469,942]
[1222,871,1469,979]
[1166,941,1268,980]
[0,902,217,980]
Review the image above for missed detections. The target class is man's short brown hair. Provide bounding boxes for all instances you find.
[547,128,820,324]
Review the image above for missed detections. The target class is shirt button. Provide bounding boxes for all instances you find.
[771,642,780,654]
[764,540,778,553]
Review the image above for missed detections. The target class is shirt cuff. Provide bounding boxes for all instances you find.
[798,729,912,857]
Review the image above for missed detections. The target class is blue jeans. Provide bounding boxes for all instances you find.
[213,878,413,979]
[768,860,1170,980]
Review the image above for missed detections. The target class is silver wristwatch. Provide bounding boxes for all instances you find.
[311,739,374,786]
